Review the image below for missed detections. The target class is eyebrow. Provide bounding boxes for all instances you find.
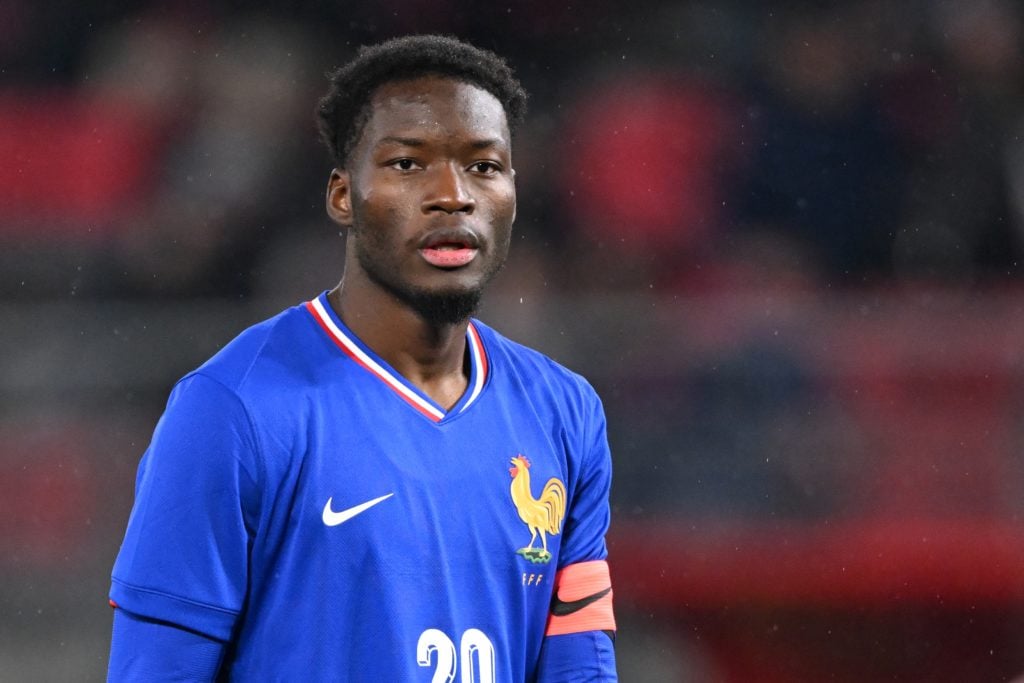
[468,139,505,150]
[374,136,507,151]
[376,136,426,148]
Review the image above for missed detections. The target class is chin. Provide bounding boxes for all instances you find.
[359,246,501,324]
[404,286,483,325]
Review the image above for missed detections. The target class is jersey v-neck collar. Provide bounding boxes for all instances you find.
[305,292,489,424]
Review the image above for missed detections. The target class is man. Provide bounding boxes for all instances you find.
[108,35,617,681]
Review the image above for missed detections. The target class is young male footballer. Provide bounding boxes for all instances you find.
[107,35,617,681]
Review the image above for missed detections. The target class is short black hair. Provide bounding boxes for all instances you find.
[316,34,528,169]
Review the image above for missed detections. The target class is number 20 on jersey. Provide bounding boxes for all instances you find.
[417,628,495,683]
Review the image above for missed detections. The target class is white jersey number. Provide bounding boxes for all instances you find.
[417,628,496,683]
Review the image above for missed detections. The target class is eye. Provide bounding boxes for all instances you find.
[469,161,501,175]
[388,158,420,171]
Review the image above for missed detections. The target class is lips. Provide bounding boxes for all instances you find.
[418,229,481,269]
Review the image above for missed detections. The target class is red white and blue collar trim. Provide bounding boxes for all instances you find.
[305,295,489,423]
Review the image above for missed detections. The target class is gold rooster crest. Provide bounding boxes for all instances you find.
[508,454,566,564]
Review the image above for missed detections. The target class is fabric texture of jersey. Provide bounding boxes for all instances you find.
[110,292,614,682]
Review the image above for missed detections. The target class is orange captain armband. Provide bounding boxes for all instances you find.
[545,560,616,636]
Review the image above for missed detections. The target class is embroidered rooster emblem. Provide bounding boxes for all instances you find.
[508,455,566,564]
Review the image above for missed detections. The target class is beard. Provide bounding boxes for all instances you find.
[351,226,507,326]
[361,254,485,325]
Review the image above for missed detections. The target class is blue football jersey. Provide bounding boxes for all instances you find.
[110,292,614,681]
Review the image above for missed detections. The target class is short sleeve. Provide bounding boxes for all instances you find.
[558,385,613,568]
[110,373,262,642]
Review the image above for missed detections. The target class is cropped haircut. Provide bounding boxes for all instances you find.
[316,35,528,169]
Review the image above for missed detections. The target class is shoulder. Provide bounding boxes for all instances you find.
[189,300,322,396]
[472,319,603,413]
[157,301,324,477]
[154,301,316,441]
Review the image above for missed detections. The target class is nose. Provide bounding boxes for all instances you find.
[421,162,475,214]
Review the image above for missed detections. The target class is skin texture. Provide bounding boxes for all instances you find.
[324,76,516,409]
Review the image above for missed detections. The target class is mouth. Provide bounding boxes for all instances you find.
[418,229,481,269]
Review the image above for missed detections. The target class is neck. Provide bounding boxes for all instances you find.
[327,278,470,411]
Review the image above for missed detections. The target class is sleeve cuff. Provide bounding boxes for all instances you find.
[110,577,238,642]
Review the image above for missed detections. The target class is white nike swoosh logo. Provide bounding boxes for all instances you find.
[322,493,394,527]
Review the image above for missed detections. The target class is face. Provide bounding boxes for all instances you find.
[327,76,516,324]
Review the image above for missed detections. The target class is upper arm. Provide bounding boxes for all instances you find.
[536,384,618,680]
[557,385,613,568]
[110,373,263,642]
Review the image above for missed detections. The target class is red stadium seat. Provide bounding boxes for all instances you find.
[0,91,167,235]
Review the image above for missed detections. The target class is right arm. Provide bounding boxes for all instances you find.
[108,373,263,678]
[108,608,226,682]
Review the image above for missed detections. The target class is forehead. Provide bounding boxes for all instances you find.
[360,76,510,147]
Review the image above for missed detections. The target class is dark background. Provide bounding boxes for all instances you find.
[3,1,1024,680]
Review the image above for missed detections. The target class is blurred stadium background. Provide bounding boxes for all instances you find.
[3,0,1024,680]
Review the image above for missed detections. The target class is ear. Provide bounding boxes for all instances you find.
[509,167,518,225]
[326,169,353,227]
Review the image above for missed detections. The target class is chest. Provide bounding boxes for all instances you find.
[262,386,575,584]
